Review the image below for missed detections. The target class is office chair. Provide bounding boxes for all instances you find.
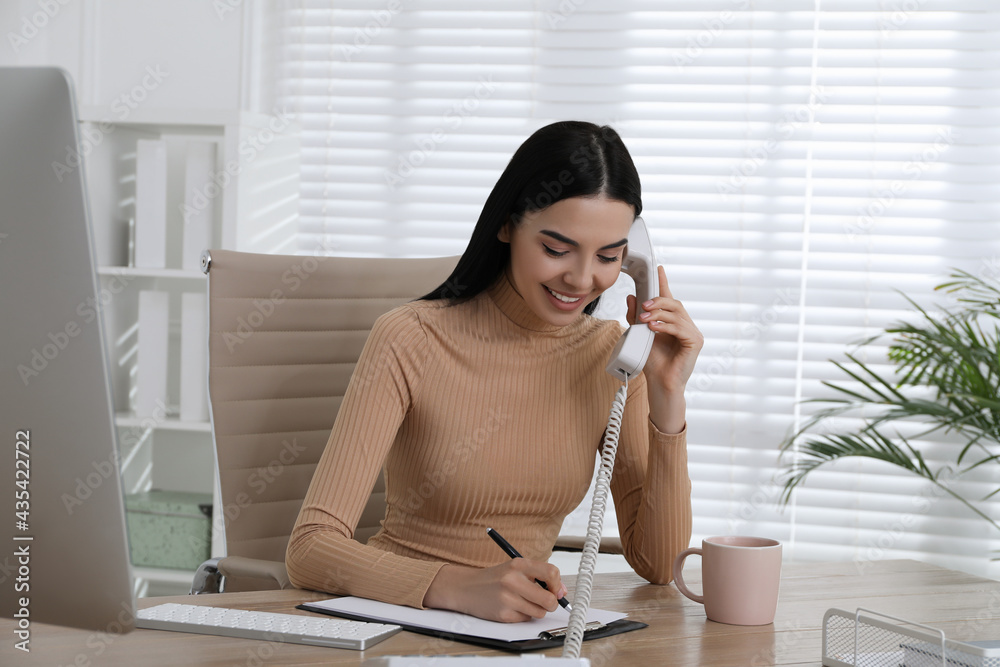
[190,249,623,594]
[191,249,459,593]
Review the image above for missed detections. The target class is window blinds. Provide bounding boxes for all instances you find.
[275,0,1000,578]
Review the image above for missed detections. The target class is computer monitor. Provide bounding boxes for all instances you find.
[0,66,136,634]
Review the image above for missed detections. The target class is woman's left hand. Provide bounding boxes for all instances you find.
[626,265,704,429]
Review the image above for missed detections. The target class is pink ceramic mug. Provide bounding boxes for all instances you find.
[672,536,782,625]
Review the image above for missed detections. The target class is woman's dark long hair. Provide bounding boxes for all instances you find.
[419,120,642,315]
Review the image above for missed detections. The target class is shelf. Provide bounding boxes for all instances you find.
[79,106,240,127]
[98,266,207,280]
[78,106,284,130]
[116,412,212,433]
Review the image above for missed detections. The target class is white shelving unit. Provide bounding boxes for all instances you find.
[2,0,293,597]
[81,107,299,595]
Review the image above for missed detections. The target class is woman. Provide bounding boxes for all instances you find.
[286,121,702,623]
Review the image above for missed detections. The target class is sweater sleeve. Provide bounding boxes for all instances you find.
[285,305,447,608]
[608,371,693,584]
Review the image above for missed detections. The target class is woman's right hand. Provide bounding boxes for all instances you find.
[423,559,568,623]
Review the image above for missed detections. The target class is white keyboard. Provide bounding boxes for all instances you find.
[364,659,589,666]
[137,602,402,650]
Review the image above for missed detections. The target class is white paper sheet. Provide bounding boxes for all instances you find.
[304,596,627,643]
[179,292,208,422]
[135,139,167,269]
[136,290,169,418]
[181,141,216,271]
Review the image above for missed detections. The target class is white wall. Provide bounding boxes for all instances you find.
[1,0,277,114]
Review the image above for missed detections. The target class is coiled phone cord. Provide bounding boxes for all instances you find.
[561,377,629,659]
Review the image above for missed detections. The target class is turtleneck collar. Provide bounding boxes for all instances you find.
[486,270,577,334]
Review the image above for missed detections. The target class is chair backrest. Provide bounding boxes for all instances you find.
[204,250,458,574]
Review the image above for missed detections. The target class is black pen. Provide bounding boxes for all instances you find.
[486,527,572,611]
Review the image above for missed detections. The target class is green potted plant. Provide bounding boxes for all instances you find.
[778,269,1000,532]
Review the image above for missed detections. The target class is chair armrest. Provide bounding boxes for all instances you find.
[190,557,224,594]
[553,535,624,555]
[189,556,292,594]
[218,556,293,590]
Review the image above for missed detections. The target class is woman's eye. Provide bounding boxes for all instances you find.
[543,244,619,264]
[543,245,567,258]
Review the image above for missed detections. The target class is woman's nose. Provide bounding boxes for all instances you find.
[563,258,595,292]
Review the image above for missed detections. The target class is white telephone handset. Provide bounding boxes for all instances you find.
[606,216,658,381]
[556,216,662,660]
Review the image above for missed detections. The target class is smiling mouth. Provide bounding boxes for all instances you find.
[546,286,583,304]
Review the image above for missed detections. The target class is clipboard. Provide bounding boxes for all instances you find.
[296,596,647,653]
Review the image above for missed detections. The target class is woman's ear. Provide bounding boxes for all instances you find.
[497,221,512,243]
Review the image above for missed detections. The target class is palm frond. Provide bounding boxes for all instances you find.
[779,430,1000,532]
[779,269,1000,534]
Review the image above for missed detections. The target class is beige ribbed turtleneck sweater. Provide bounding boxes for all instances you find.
[286,272,692,609]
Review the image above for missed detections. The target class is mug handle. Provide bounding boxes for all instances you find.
[672,547,704,604]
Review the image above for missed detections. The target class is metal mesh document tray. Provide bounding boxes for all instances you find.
[822,607,1000,667]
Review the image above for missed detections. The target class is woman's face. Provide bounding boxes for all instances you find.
[498,195,634,327]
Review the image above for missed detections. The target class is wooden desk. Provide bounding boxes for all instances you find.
[4,559,999,666]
